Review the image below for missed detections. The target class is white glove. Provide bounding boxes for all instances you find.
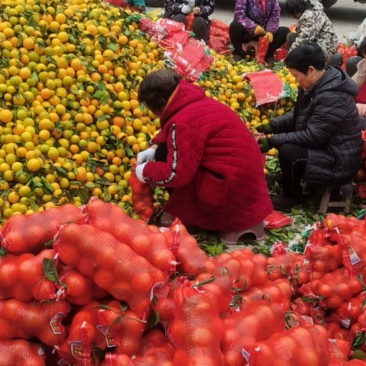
[135,163,147,183]
[181,4,192,14]
[136,147,156,165]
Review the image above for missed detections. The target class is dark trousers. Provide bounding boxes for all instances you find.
[171,14,209,43]
[278,144,307,196]
[229,20,289,58]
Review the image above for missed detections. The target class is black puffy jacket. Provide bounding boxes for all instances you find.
[269,66,362,185]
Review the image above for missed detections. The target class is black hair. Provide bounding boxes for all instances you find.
[285,41,326,74]
[285,0,312,16]
[358,37,366,56]
[137,69,181,116]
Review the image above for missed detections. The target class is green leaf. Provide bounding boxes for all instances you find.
[41,176,54,193]
[43,258,61,285]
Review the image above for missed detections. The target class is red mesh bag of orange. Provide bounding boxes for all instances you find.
[248,324,331,365]
[0,249,57,302]
[168,283,225,366]
[0,339,45,366]
[0,204,85,255]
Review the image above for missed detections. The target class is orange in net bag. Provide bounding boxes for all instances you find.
[168,282,225,366]
[0,204,85,255]
[0,339,45,366]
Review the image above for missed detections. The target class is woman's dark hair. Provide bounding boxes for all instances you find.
[358,37,366,56]
[285,41,326,73]
[285,0,312,16]
[138,69,181,115]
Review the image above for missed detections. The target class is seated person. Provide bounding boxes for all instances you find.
[229,0,289,63]
[257,42,362,211]
[163,0,215,43]
[285,0,341,67]
[135,69,272,244]
[108,0,146,13]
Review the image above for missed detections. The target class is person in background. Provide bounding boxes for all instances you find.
[285,0,341,67]
[229,0,289,63]
[346,37,366,129]
[163,0,214,43]
[135,69,272,244]
[256,42,362,211]
[107,0,146,13]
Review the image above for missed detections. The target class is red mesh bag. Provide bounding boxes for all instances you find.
[239,278,292,310]
[129,165,155,221]
[100,354,134,365]
[266,251,304,281]
[300,266,366,309]
[207,249,267,291]
[56,265,108,305]
[150,281,176,324]
[304,244,343,280]
[328,338,352,361]
[0,204,85,254]
[0,298,70,346]
[85,199,176,273]
[169,220,209,276]
[0,339,45,366]
[208,36,231,55]
[329,291,366,329]
[0,249,57,302]
[54,223,167,318]
[221,301,286,366]
[56,301,107,366]
[97,299,146,356]
[168,284,225,366]
[255,36,269,64]
[248,324,331,365]
[106,0,128,7]
[192,272,233,315]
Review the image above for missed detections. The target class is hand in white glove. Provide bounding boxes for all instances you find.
[192,7,200,14]
[135,163,147,183]
[136,147,156,165]
[181,4,192,14]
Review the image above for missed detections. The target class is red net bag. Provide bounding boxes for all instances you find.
[207,249,267,291]
[54,223,167,318]
[239,278,292,310]
[0,204,85,255]
[97,299,146,356]
[255,36,269,64]
[0,298,70,346]
[221,301,286,366]
[248,324,331,365]
[85,199,176,273]
[304,243,343,281]
[192,272,233,315]
[129,164,155,221]
[168,220,209,276]
[328,338,351,361]
[266,251,304,281]
[150,281,177,324]
[300,266,366,309]
[0,249,57,302]
[56,301,107,366]
[168,283,225,366]
[56,265,108,305]
[100,354,134,365]
[0,339,45,366]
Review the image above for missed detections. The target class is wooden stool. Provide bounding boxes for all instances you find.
[318,183,353,214]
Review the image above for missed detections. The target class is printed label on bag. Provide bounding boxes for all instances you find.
[348,246,361,266]
[50,312,64,334]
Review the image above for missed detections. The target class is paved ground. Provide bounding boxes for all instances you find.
[148,0,366,43]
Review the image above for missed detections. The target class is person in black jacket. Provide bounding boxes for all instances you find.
[256,42,362,210]
[163,0,214,43]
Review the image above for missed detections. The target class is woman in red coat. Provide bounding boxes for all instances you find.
[135,69,272,244]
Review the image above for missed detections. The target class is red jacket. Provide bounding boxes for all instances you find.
[143,79,272,232]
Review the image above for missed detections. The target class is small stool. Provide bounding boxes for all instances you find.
[318,183,353,214]
[242,40,258,53]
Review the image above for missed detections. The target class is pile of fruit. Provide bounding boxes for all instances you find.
[0,200,365,365]
[0,0,298,226]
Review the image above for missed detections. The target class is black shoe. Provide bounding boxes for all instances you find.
[265,56,275,64]
[265,174,283,186]
[271,192,304,211]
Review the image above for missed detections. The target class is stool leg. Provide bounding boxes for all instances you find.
[340,183,353,214]
[318,185,332,214]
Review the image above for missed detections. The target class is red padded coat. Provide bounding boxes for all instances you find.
[143,79,272,232]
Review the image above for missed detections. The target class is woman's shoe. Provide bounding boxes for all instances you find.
[220,221,265,245]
